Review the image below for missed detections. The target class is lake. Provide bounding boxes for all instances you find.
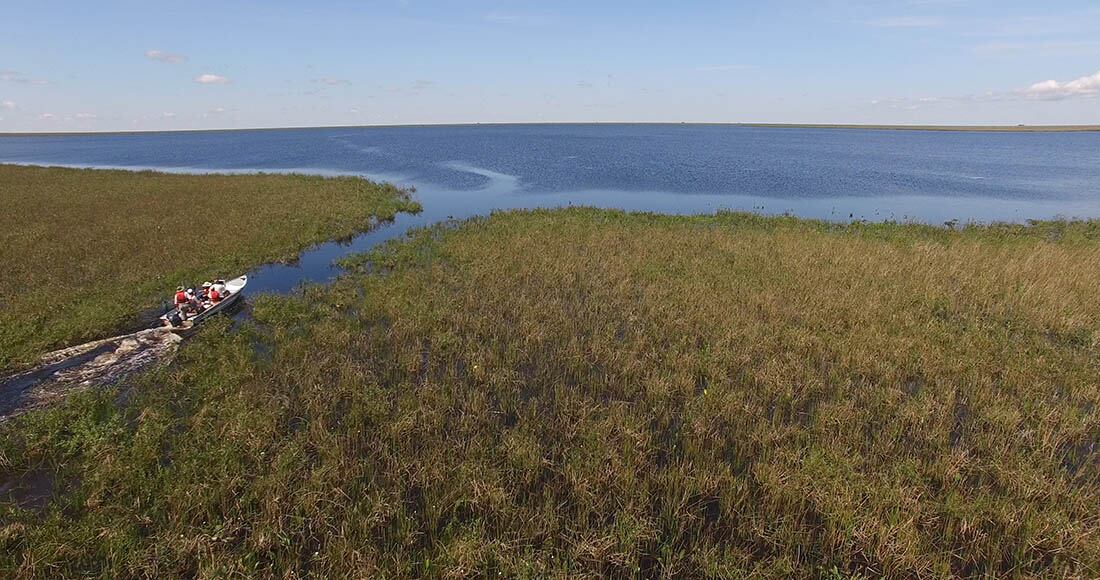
[2,124,1099,293]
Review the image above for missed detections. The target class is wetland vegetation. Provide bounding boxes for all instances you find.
[0,164,420,372]
[2,207,1099,577]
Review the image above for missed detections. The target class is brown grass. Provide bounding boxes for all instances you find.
[1,208,1099,577]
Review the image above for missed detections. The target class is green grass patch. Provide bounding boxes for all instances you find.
[0,164,420,370]
[2,207,1099,577]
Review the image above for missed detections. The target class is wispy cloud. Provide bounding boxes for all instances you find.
[202,106,231,118]
[973,40,1100,56]
[1,69,50,85]
[484,11,547,25]
[964,11,1100,39]
[0,100,14,110]
[866,16,943,28]
[73,112,97,120]
[39,113,56,120]
[144,49,188,64]
[695,64,756,72]
[380,80,435,95]
[194,73,230,85]
[131,111,178,125]
[313,77,352,86]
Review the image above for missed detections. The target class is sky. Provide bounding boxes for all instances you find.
[1,0,1098,132]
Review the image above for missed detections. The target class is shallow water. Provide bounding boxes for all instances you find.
[3,124,1100,295]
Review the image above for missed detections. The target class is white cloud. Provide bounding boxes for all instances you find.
[349,107,361,114]
[314,77,351,86]
[144,49,188,64]
[73,112,97,120]
[39,113,56,120]
[866,16,943,28]
[161,112,177,119]
[1021,71,1100,100]
[0,100,14,110]
[194,73,230,85]
[1,69,49,85]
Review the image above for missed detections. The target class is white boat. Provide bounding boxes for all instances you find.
[160,275,247,329]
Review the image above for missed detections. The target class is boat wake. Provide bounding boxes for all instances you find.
[0,329,183,422]
[441,161,521,192]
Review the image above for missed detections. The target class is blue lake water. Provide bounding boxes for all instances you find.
[2,124,1099,294]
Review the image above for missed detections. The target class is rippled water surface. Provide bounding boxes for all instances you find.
[2,124,1099,293]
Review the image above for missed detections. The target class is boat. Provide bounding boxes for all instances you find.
[160,275,248,329]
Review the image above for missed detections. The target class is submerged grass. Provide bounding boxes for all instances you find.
[2,208,1100,577]
[0,164,420,371]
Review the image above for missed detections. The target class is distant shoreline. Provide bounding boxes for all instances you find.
[737,123,1100,133]
[0,122,1098,137]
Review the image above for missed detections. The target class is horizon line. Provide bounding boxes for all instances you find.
[2,121,1099,137]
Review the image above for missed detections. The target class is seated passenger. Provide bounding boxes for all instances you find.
[185,288,204,313]
[174,286,188,308]
[210,279,227,302]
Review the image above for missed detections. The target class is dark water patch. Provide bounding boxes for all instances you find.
[950,395,970,449]
[903,375,924,398]
[0,468,55,513]
[1060,430,1099,479]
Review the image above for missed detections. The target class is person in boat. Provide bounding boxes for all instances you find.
[201,281,213,303]
[185,287,205,314]
[174,286,189,309]
[168,286,192,327]
[210,279,227,303]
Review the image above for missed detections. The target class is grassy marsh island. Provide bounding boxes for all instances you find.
[3,208,1099,577]
[0,164,420,371]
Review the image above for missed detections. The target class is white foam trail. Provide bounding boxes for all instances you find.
[441,161,520,192]
[331,137,384,155]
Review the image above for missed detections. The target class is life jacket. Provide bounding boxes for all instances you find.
[174,291,188,304]
[209,289,221,302]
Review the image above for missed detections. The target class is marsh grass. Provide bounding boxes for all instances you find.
[0,164,420,370]
[2,208,1099,577]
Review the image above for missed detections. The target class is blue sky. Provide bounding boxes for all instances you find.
[1,0,1098,131]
